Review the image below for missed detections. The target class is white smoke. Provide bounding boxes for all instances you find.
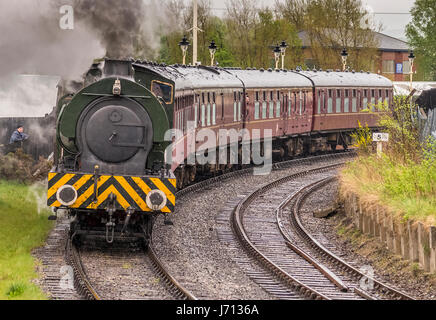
[0,0,178,118]
[0,0,104,81]
[0,75,59,118]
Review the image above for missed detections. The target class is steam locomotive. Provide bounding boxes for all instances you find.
[47,58,392,246]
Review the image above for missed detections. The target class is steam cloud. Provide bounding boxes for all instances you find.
[0,0,176,118]
[0,0,104,81]
[72,0,147,59]
[0,0,177,81]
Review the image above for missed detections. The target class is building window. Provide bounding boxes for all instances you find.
[382,60,395,74]
[403,60,411,74]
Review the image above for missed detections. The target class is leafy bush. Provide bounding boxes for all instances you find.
[351,121,373,155]
[0,149,52,183]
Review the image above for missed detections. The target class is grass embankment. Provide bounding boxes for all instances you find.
[0,181,54,300]
[340,152,436,226]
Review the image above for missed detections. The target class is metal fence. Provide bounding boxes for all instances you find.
[0,111,56,160]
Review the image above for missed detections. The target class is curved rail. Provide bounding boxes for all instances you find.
[148,245,198,300]
[285,177,415,300]
[66,239,101,300]
[231,163,348,300]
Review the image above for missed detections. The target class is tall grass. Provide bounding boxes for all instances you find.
[341,153,436,224]
[0,181,54,300]
[341,96,436,225]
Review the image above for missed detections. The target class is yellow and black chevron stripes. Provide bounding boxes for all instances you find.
[47,172,177,213]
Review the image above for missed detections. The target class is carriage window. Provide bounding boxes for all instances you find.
[344,90,349,112]
[336,89,341,113]
[201,104,205,127]
[151,80,174,104]
[276,92,281,117]
[234,92,237,122]
[221,93,225,121]
[328,89,333,113]
[255,92,260,120]
[371,90,376,110]
[207,102,211,126]
[294,93,297,113]
[299,91,303,115]
[378,90,383,107]
[269,92,274,118]
[363,90,368,109]
[352,89,357,112]
[238,92,242,121]
[262,92,267,119]
[317,91,321,114]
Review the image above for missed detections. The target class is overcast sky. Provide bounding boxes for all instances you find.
[207,0,415,40]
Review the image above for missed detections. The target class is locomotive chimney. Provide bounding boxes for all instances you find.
[103,59,134,77]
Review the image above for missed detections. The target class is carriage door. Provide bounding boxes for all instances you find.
[320,89,328,130]
[282,92,288,136]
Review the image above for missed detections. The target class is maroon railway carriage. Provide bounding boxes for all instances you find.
[136,63,393,188]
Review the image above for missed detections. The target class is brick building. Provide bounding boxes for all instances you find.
[298,31,414,81]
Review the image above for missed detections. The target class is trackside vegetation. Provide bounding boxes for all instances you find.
[340,96,436,225]
[0,180,53,300]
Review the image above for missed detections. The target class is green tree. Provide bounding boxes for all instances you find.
[406,0,436,81]
[276,0,379,71]
[253,9,302,69]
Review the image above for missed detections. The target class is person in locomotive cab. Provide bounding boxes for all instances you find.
[9,125,29,145]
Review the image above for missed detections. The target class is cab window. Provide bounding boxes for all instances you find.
[151,80,174,104]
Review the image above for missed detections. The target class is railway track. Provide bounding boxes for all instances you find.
[43,151,354,300]
[66,239,197,300]
[281,176,415,300]
[228,161,415,300]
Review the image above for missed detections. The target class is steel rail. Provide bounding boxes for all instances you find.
[66,239,101,300]
[287,177,415,300]
[148,244,198,300]
[230,163,350,300]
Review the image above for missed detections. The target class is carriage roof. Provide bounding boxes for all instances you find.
[298,70,393,88]
[133,62,393,92]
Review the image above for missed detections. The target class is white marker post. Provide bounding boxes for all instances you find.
[373,133,389,158]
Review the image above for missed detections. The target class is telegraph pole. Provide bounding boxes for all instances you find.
[193,0,198,65]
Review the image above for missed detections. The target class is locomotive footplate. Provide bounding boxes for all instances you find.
[47,171,176,214]
[48,171,176,245]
